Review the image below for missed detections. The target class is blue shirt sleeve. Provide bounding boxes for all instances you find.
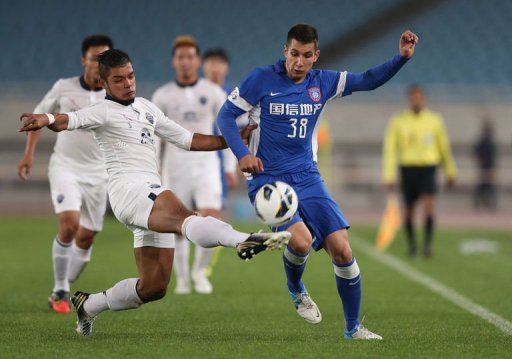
[343,54,409,96]
[234,67,265,108]
[217,100,250,160]
[320,70,342,99]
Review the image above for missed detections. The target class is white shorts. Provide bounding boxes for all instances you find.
[162,160,222,211]
[48,163,107,232]
[108,177,175,249]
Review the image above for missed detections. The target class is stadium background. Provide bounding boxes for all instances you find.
[1,1,511,357]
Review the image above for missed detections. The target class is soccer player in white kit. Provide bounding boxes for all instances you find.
[19,49,290,337]
[17,35,114,314]
[152,36,237,294]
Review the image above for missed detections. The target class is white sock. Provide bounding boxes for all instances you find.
[192,246,214,275]
[83,292,109,317]
[182,216,248,248]
[52,236,71,292]
[174,235,190,283]
[68,242,92,284]
[105,278,143,311]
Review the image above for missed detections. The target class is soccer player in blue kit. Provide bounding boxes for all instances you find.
[217,24,418,340]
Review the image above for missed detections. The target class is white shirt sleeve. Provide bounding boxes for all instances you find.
[154,108,193,150]
[66,102,107,130]
[34,80,62,113]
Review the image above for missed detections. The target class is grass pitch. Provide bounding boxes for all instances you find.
[1,217,511,358]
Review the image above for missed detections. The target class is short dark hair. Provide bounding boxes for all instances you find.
[81,34,114,56]
[172,35,200,56]
[203,48,230,63]
[286,24,318,47]
[98,49,131,79]
[407,84,424,95]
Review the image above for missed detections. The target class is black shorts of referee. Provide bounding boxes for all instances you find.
[400,165,437,206]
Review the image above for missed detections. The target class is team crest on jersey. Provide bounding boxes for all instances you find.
[199,96,208,105]
[57,194,65,204]
[308,87,322,103]
[145,112,154,125]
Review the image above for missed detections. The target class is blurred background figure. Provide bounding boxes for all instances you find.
[472,118,497,211]
[382,85,457,258]
[153,36,235,295]
[203,48,240,195]
[203,48,232,94]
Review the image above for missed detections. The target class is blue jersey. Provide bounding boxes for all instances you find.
[218,54,408,177]
[227,60,346,176]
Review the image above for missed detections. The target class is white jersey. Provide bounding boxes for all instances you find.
[152,78,236,171]
[34,76,107,181]
[66,96,193,185]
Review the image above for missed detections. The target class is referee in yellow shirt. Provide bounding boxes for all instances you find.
[383,85,457,257]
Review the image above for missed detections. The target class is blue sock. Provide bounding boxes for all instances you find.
[333,258,361,332]
[282,246,309,296]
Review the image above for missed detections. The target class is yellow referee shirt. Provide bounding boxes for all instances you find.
[382,108,457,183]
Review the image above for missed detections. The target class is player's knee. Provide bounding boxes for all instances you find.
[75,235,94,249]
[138,280,169,302]
[149,282,169,301]
[59,220,79,242]
[289,233,313,255]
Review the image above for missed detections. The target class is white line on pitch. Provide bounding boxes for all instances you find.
[352,237,512,336]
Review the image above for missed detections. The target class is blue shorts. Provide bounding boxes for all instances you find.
[247,167,350,251]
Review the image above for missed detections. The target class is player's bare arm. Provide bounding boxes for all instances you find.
[190,123,257,151]
[19,113,69,133]
[18,130,42,180]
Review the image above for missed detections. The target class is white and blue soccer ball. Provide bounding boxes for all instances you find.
[254,181,298,226]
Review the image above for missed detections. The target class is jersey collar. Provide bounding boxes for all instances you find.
[105,94,135,106]
[272,60,287,73]
[175,78,199,88]
[79,76,103,92]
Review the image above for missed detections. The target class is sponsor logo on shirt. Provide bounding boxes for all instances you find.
[269,103,322,116]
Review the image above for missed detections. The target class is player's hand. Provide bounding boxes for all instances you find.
[399,30,419,59]
[18,155,33,181]
[447,177,456,190]
[239,154,264,174]
[225,172,239,189]
[19,113,50,132]
[239,123,258,146]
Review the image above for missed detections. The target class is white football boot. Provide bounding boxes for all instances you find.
[344,324,383,340]
[293,292,322,324]
[191,270,213,294]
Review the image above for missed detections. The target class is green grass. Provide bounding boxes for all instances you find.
[1,217,511,358]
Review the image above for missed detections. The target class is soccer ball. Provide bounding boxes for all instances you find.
[254,181,298,226]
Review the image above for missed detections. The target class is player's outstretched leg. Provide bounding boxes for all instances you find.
[72,245,172,337]
[281,222,321,323]
[325,230,382,340]
[148,191,290,260]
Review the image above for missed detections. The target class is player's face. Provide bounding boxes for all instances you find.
[408,88,425,113]
[172,46,201,79]
[203,57,229,84]
[103,63,136,101]
[81,45,110,87]
[283,39,320,83]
